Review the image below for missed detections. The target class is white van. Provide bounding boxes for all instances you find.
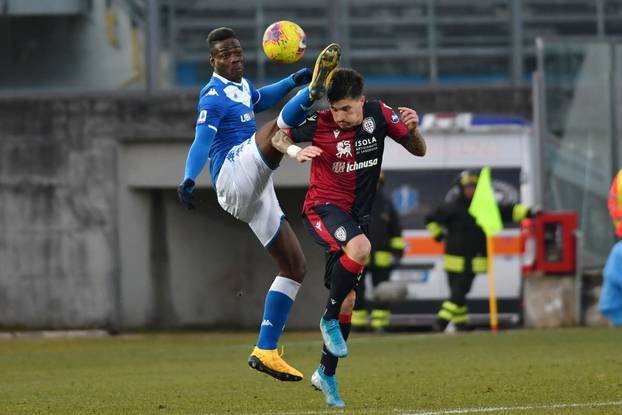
[379,113,534,327]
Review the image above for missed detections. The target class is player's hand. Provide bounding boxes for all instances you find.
[295,145,322,163]
[398,107,419,134]
[177,178,196,210]
[291,68,312,86]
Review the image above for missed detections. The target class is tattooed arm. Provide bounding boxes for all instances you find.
[398,106,426,157]
[271,129,322,163]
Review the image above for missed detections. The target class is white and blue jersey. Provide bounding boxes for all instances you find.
[195,72,260,183]
[182,70,302,246]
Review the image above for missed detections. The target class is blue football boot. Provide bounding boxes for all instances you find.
[319,318,348,357]
[311,367,345,408]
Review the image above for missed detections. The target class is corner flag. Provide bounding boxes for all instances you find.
[468,167,503,236]
[468,167,503,332]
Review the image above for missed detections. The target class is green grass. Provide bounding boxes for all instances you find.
[1,328,621,414]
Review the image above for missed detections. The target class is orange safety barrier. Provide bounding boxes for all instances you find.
[404,235,522,257]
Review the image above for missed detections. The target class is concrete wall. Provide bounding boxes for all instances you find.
[0,86,532,329]
[0,1,141,91]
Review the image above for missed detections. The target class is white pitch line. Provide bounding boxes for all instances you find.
[236,401,622,415]
[400,400,622,415]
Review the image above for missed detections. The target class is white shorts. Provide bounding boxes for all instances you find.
[215,135,285,247]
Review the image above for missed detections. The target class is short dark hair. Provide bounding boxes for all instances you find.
[206,27,237,53]
[326,68,364,102]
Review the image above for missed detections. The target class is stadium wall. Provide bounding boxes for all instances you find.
[0,86,531,329]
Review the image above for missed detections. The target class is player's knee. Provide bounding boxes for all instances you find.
[290,258,306,282]
[346,236,371,264]
[341,290,356,314]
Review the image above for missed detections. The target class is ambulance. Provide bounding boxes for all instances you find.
[380,113,535,328]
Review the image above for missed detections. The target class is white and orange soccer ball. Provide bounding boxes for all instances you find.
[262,21,306,64]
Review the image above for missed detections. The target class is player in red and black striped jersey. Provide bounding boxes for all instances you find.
[272,68,426,408]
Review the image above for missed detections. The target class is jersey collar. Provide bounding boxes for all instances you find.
[212,72,243,87]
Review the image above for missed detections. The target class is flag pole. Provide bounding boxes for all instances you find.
[487,235,498,332]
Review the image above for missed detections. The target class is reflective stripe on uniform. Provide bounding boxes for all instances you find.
[374,251,394,268]
[443,254,465,272]
[426,222,443,239]
[452,314,468,324]
[351,309,368,327]
[512,203,530,222]
[370,309,390,329]
[390,236,407,250]
[438,300,460,321]
[472,256,487,273]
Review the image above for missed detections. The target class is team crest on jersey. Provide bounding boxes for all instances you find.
[197,110,207,124]
[334,226,347,242]
[362,117,375,133]
[391,111,399,123]
[336,140,352,158]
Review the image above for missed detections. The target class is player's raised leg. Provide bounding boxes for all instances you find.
[277,43,341,129]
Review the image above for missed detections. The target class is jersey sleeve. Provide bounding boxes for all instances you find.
[283,113,319,143]
[197,93,226,131]
[379,101,409,142]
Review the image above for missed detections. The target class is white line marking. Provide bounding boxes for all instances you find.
[400,400,622,415]
[235,401,622,415]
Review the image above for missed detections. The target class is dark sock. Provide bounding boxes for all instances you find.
[323,255,364,320]
[320,313,352,376]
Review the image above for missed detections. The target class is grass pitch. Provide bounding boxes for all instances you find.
[1,328,621,414]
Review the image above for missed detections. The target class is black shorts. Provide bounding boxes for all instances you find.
[302,204,367,288]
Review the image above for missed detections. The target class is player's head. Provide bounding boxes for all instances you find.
[457,169,479,200]
[206,27,244,83]
[326,68,365,130]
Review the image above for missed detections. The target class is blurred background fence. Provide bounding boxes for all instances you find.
[3,0,622,91]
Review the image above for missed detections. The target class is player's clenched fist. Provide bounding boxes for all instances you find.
[398,107,419,134]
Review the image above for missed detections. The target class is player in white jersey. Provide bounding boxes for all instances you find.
[177,27,341,381]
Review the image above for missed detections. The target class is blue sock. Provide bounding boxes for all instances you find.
[257,276,301,350]
[277,87,313,128]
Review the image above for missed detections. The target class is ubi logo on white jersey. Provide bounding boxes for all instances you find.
[336,140,352,158]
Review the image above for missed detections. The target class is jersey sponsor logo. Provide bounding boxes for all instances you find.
[197,109,207,124]
[346,157,378,172]
[334,226,347,242]
[206,88,219,96]
[355,136,378,155]
[391,111,399,123]
[362,117,375,133]
[332,162,346,173]
[240,111,254,122]
[336,140,352,158]
[223,85,251,107]
[333,129,341,138]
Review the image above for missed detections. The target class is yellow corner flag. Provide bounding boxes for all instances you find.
[468,167,503,332]
[468,167,503,236]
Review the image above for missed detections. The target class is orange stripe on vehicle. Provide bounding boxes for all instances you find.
[404,235,522,256]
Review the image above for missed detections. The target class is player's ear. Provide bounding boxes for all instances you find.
[359,95,365,104]
[209,54,215,67]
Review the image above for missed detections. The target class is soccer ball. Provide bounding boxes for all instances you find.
[262,21,306,64]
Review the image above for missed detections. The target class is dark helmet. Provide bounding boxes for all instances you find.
[457,169,479,188]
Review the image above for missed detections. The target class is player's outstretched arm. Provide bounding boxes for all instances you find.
[272,129,322,163]
[398,107,426,157]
